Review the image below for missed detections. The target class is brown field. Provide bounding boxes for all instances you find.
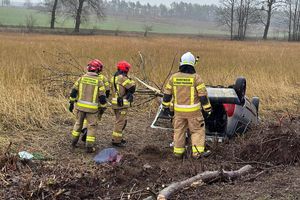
[0,33,299,132]
[0,33,300,199]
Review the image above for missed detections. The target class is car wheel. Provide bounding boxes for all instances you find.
[251,97,259,112]
[234,77,246,104]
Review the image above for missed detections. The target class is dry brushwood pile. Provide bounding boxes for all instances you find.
[0,114,299,200]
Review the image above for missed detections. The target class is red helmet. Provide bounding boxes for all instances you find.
[87,59,103,72]
[117,61,131,73]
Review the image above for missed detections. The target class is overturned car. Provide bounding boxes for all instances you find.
[137,77,259,141]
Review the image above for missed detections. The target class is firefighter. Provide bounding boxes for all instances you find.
[162,52,212,159]
[81,59,110,141]
[69,59,107,153]
[110,61,136,147]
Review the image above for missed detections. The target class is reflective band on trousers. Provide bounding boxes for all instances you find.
[83,119,88,126]
[174,147,185,154]
[174,103,201,112]
[69,97,76,102]
[162,101,171,107]
[72,131,80,137]
[77,100,98,110]
[192,146,205,153]
[111,98,130,105]
[112,131,123,138]
[86,136,95,143]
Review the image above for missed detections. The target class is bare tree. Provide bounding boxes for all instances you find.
[218,0,260,40]
[2,0,10,6]
[25,14,37,32]
[217,0,236,40]
[285,0,300,40]
[24,0,32,8]
[258,0,285,40]
[236,0,260,40]
[143,24,153,37]
[43,0,60,29]
[62,0,105,33]
[50,0,59,29]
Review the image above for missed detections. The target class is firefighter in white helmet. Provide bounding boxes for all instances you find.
[162,52,212,159]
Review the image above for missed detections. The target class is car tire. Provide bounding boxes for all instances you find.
[234,77,246,104]
[251,97,259,112]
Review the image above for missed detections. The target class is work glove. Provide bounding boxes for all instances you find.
[126,93,134,103]
[162,107,171,117]
[117,97,124,107]
[203,109,212,119]
[69,102,74,113]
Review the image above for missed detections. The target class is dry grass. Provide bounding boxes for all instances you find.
[0,33,299,131]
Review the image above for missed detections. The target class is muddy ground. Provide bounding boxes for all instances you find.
[0,111,299,200]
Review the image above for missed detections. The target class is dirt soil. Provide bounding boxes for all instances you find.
[0,111,299,200]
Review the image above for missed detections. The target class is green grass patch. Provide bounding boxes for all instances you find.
[0,7,225,35]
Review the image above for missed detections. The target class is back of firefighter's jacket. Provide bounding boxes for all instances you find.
[73,72,106,113]
[110,74,135,109]
[163,72,209,117]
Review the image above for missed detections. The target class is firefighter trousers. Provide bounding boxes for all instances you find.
[82,113,103,129]
[72,110,98,147]
[112,109,128,143]
[173,115,205,157]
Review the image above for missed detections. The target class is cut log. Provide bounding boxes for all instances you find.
[144,165,253,200]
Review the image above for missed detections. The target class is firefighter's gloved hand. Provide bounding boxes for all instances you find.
[117,97,124,107]
[126,93,134,103]
[203,109,212,118]
[162,107,171,116]
[69,102,74,113]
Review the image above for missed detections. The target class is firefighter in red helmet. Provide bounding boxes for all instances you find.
[81,59,110,142]
[110,61,136,147]
[69,59,107,153]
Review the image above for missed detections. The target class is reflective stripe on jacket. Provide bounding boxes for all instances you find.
[110,74,135,109]
[163,72,210,117]
[98,73,110,91]
[72,72,106,113]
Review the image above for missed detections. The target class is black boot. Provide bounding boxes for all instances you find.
[112,139,127,147]
[86,146,96,153]
[71,137,79,148]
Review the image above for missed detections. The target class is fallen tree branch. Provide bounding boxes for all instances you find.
[143,165,253,200]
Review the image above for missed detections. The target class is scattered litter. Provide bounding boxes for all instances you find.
[93,148,122,164]
[143,163,152,169]
[32,152,45,160]
[18,151,33,160]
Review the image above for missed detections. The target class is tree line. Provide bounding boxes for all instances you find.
[2,0,299,41]
[217,0,300,41]
[104,0,217,21]
[40,0,217,33]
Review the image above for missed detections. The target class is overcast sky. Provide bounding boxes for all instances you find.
[22,0,219,6]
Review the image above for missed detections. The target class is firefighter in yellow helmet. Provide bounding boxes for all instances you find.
[81,60,110,142]
[110,61,136,147]
[162,52,212,159]
[69,59,107,153]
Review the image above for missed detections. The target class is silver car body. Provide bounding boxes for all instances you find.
[150,87,259,141]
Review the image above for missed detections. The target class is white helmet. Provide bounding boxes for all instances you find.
[180,52,196,67]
